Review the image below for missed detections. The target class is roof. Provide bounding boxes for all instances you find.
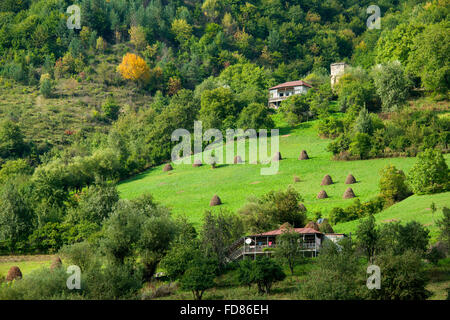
[252,227,322,237]
[269,80,313,90]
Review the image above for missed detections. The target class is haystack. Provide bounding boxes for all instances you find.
[192,159,202,167]
[343,187,356,199]
[234,155,243,164]
[305,221,320,231]
[50,256,62,271]
[321,174,333,185]
[293,175,300,183]
[272,152,282,161]
[209,195,222,206]
[345,174,356,184]
[163,164,173,172]
[6,266,22,282]
[299,203,307,212]
[317,190,328,199]
[299,150,309,160]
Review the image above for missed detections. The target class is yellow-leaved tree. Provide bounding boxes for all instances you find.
[117,53,150,86]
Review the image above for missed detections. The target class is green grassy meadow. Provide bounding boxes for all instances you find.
[118,117,450,236]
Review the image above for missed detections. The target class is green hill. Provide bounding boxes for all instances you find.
[118,117,450,235]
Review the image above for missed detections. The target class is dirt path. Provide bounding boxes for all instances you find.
[0,255,55,263]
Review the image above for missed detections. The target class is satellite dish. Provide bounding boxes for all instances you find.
[245,238,252,245]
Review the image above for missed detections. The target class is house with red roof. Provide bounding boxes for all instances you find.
[268,80,313,109]
[227,224,347,261]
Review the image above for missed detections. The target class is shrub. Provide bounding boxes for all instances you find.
[407,149,449,194]
[250,257,286,294]
[39,74,53,98]
[180,257,217,300]
[366,250,431,300]
[379,165,411,205]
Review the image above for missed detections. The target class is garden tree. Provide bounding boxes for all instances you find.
[128,25,147,51]
[171,19,193,45]
[199,87,238,130]
[379,165,411,205]
[117,53,151,86]
[274,225,305,275]
[280,94,310,126]
[180,256,217,300]
[250,256,286,295]
[436,207,450,252]
[0,119,28,159]
[303,239,364,300]
[201,210,244,269]
[407,149,449,194]
[354,108,373,135]
[372,61,412,112]
[237,103,274,130]
[349,133,372,160]
[66,180,119,226]
[356,214,379,262]
[366,250,431,300]
[0,159,33,183]
[238,187,307,234]
[407,23,449,93]
[102,98,121,121]
[0,179,34,252]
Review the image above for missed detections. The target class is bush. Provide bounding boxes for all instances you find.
[379,165,411,205]
[407,149,449,194]
[250,257,286,294]
[365,250,431,300]
[180,257,217,300]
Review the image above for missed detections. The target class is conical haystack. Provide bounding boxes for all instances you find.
[299,203,307,212]
[209,195,222,206]
[317,190,328,199]
[6,266,22,281]
[192,159,202,167]
[272,152,282,161]
[299,150,309,160]
[163,164,173,172]
[50,256,62,271]
[321,174,333,186]
[305,221,320,231]
[293,175,300,183]
[234,155,243,164]
[343,187,356,199]
[345,174,356,184]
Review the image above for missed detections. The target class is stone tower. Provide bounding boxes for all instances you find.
[330,62,349,88]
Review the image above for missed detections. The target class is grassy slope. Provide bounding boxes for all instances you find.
[334,192,449,242]
[0,255,53,279]
[118,116,450,235]
[0,45,151,148]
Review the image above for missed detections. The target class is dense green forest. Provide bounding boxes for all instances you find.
[0,0,449,301]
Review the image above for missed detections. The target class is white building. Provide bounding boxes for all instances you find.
[268,80,313,109]
[330,62,350,88]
